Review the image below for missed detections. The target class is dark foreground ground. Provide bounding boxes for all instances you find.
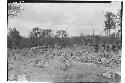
[8,45,121,82]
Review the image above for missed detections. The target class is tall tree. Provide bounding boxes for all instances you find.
[104,12,116,36]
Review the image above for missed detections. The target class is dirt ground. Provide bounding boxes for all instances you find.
[8,46,121,82]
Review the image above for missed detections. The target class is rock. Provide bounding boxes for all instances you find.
[8,74,16,81]
[103,71,113,79]
[44,60,49,68]
[102,71,121,79]
[18,74,28,81]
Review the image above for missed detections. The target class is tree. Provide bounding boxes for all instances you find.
[7,28,22,48]
[8,3,24,30]
[40,29,53,38]
[29,27,54,47]
[54,30,69,48]
[30,27,41,38]
[29,27,41,47]
[55,30,68,38]
[19,37,32,48]
[8,3,23,18]
[39,29,54,47]
[104,12,116,36]
[115,9,122,38]
[30,27,53,38]
[116,9,122,28]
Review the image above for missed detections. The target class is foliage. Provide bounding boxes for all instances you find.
[7,28,22,48]
[104,12,116,36]
[7,9,122,51]
[7,27,122,51]
[30,27,53,38]
[55,30,68,38]
[8,3,23,18]
[104,10,122,38]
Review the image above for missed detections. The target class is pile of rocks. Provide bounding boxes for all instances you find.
[98,71,121,80]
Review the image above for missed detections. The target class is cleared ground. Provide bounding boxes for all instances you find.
[8,45,121,82]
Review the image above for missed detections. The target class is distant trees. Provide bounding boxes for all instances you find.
[29,27,54,47]
[54,30,70,48]
[29,27,41,38]
[7,8,122,49]
[8,3,24,48]
[7,28,22,48]
[7,26,122,50]
[27,28,70,48]
[55,30,68,38]
[7,26,72,49]
[41,29,53,38]
[29,27,53,39]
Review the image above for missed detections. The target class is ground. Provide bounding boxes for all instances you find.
[7,45,121,82]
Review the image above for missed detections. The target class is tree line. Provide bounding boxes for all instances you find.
[7,26,121,50]
[7,3,122,49]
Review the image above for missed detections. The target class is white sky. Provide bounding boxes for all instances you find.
[8,2,121,37]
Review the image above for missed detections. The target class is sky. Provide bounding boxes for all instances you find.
[8,1,121,37]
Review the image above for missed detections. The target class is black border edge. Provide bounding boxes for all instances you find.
[8,0,112,3]
[7,2,8,81]
[121,1,123,49]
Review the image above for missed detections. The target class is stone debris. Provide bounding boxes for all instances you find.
[102,71,121,79]
[18,74,28,81]
[8,74,16,81]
